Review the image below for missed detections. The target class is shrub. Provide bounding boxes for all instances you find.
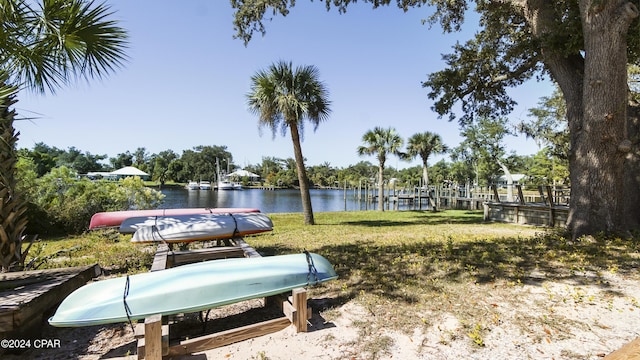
[23,166,165,235]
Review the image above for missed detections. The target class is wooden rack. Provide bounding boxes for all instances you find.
[135,239,311,359]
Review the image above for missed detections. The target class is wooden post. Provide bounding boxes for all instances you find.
[516,185,525,205]
[538,185,547,205]
[483,202,490,222]
[139,314,163,360]
[491,185,500,203]
[546,185,556,227]
[292,288,308,333]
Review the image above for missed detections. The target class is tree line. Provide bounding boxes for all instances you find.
[18,140,568,190]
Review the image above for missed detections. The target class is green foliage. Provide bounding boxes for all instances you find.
[405,131,448,187]
[452,117,511,186]
[358,127,404,209]
[19,142,108,176]
[24,229,153,273]
[177,145,233,183]
[2,0,128,93]
[526,148,569,186]
[24,166,164,235]
[308,162,338,187]
[517,86,569,161]
[109,151,134,169]
[56,146,108,174]
[247,60,331,137]
[150,149,178,185]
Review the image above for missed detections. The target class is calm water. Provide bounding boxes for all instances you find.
[159,188,413,213]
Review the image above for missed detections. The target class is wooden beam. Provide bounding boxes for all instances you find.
[0,264,100,333]
[282,299,312,323]
[150,244,170,272]
[604,337,640,360]
[233,238,262,258]
[167,317,291,356]
[169,247,245,266]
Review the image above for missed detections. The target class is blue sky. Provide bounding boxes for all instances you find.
[15,0,553,169]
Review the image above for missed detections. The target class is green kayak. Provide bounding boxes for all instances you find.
[48,252,337,327]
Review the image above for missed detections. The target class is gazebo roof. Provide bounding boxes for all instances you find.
[110,166,149,177]
[228,169,260,178]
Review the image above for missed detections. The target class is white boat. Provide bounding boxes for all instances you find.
[217,180,235,190]
[186,181,199,190]
[199,181,212,190]
[216,157,242,190]
[218,180,242,190]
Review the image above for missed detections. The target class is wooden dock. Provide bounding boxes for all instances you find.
[0,264,101,341]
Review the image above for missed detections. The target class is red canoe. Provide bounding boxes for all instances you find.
[89,208,261,229]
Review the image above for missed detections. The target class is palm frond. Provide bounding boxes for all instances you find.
[247,60,331,139]
[8,0,128,93]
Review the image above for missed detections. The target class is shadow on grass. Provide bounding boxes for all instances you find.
[256,232,640,307]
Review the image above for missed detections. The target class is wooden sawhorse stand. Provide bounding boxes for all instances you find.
[135,239,312,359]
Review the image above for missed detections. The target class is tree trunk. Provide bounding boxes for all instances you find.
[497,160,514,202]
[289,124,314,225]
[422,159,429,189]
[0,93,28,271]
[521,0,639,239]
[377,160,385,211]
[566,1,639,238]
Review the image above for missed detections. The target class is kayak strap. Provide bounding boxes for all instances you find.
[123,275,134,332]
[304,250,319,286]
[151,224,170,247]
[230,213,239,237]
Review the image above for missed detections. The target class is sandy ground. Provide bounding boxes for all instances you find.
[6,268,640,360]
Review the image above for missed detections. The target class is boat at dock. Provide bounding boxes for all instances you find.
[186,181,200,190]
[217,179,242,190]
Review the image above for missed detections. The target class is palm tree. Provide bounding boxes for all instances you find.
[247,61,331,225]
[405,132,448,188]
[357,127,404,211]
[0,0,127,271]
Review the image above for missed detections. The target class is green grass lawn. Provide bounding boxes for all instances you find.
[24,209,640,356]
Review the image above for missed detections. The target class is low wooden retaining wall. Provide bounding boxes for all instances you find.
[481,185,569,227]
[484,202,568,227]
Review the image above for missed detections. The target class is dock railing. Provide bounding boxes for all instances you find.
[360,183,569,227]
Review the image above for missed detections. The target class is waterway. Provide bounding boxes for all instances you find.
[159,188,419,213]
